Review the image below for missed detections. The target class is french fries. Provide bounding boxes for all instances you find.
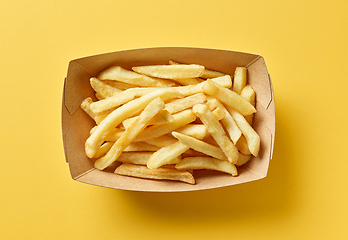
[94,97,166,170]
[81,61,261,184]
[84,88,182,158]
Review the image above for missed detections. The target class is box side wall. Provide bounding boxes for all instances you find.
[73,47,259,76]
[62,61,97,179]
[244,57,275,176]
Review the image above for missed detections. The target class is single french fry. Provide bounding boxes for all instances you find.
[94,141,114,158]
[95,92,104,100]
[206,97,242,144]
[241,85,256,125]
[85,88,182,158]
[241,85,256,105]
[175,156,238,176]
[90,77,122,98]
[235,153,252,166]
[147,141,189,169]
[80,97,97,121]
[124,142,160,152]
[143,134,177,148]
[116,152,182,166]
[123,87,160,97]
[192,104,239,164]
[203,79,256,116]
[89,90,137,114]
[80,97,110,124]
[175,124,209,140]
[233,67,247,95]
[164,93,207,114]
[133,109,196,142]
[172,132,227,161]
[103,128,124,142]
[209,75,233,88]
[203,135,219,146]
[90,125,97,135]
[115,163,195,184]
[102,79,140,90]
[201,70,226,79]
[98,66,176,87]
[169,60,226,79]
[116,152,154,165]
[227,106,260,156]
[171,83,204,96]
[235,136,251,155]
[94,97,166,170]
[132,64,205,79]
[211,107,225,121]
[171,78,203,86]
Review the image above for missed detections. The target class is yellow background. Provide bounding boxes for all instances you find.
[1,0,347,239]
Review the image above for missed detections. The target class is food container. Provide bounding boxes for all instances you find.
[61,47,275,192]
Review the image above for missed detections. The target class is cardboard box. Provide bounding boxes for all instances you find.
[62,47,275,192]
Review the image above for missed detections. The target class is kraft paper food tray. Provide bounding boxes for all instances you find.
[61,47,275,192]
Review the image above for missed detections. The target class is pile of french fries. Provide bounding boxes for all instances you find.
[81,60,260,184]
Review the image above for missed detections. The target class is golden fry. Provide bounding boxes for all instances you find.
[90,77,122,98]
[241,85,256,125]
[132,64,205,79]
[147,141,188,169]
[89,90,136,114]
[233,67,247,95]
[176,156,238,176]
[235,153,252,166]
[115,163,195,184]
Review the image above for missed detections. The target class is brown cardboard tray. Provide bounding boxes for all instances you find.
[62,47,275,192]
